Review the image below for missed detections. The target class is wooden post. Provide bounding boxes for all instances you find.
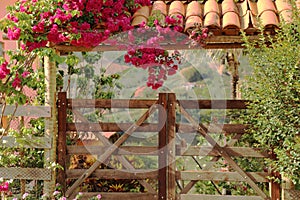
[270,179,281,200]
[158,93,167,200]
[167,93,176,200]
[226,52,239,100]
[57,92,67,193]
[158,93,176,200]
[43,54,57,196]
[269,152,281,200]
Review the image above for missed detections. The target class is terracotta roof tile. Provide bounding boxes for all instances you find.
[132,0,300,37]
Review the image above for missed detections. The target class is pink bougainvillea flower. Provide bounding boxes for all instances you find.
[7,27,21,40]
[22,71,30,78]
[12,74,21,89]
[0,61,10,79]
[0,182,9,192]
[80,22,91,30]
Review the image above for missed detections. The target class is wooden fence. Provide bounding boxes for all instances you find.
[57,92,279,200]
[0,105,52,186]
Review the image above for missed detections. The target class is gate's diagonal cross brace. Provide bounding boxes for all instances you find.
[180,131,243,194]
[72,109,156,194]
[66,103,158,197]
[178,105,269,200]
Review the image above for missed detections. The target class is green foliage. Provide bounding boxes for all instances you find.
[241,3,300,183]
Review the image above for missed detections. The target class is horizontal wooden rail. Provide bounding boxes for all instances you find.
[67,123,159,132]
[0,167,52,180]
[180,194,263,200]
[177,171,269,182]
[66,169,158,179]
[67,99,157,109]
[177,124,247,134]
[67,99,248,109]
[0,136,51,149]
[179,146,268,158]
[79,192,158,200]
[67,145,267,158]
[54,36,262,53]
[67,146,158,155]
[67,123,247,133]
[0,105,51,117]
[178,100,248,109]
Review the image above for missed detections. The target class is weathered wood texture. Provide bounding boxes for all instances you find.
[158,93,167,200]
[180,194,263,200]
[79,192,158,200]
[54,36,262,53]
[67,145,267,157]
[167,93,176,200]
[178,171,269,182]
[66,169,158,179]
[57,92,67,193]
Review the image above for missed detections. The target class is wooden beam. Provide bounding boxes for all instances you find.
[177,124,247,134]
[180,194,263,200]
[67,99,157,109]
[167,93,176,200]
[66,122,159,132]
[178,100,248,109]
[66,169,158,179]
[179,146,268,158]
[56,92,67,193]
[54,36,262,53]
[78,192,158,200]
[67,145,158,155]
[0,104,51,117]
[0,167,52,180]
[67,123,247,133]
[178,171,269,182]
[158,93,167,200]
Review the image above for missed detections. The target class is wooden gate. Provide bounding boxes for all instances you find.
[57,92,279,200]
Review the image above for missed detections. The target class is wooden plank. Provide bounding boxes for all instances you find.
[67,122,159,132]
[68,123,247,133]
[158,93,167,200]
[67,145,267,157]
[177,124,248,134]
[79,192,158,200]
[65,103,157,197]
[66,169,158,179]
[178,146,268,158]
[67,99,157,109]
[178,171,269,182]
[178,100,248,109]
[67,145,158,155]
[54,36,262,53]
[0,104,51,117]
[56,92,67,193]
[180,194,263,200]
[0,136,51,149]
[0,167,52,180]
[167,93,176,200]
